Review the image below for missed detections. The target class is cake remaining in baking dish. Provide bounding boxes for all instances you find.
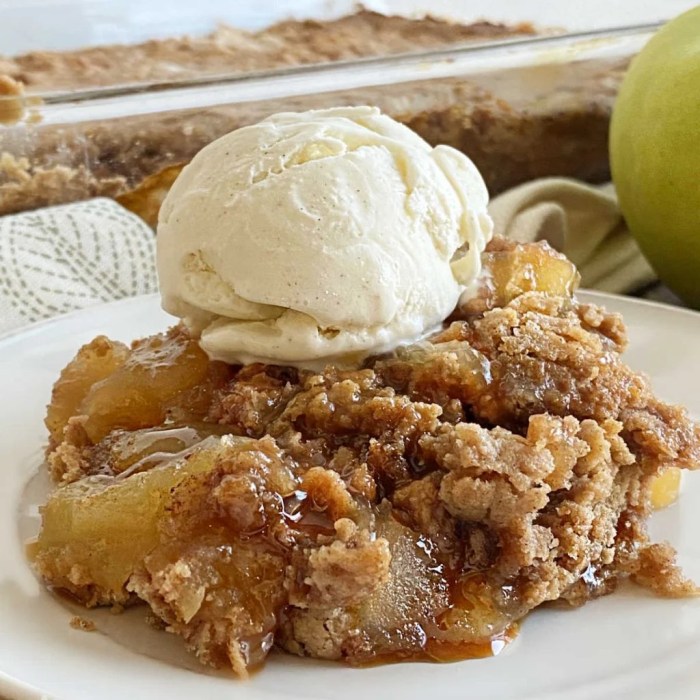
[0,11,620,223]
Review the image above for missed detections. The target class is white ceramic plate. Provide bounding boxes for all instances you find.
[1,291,700,700]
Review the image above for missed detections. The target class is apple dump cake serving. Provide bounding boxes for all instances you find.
[30,107,699,678]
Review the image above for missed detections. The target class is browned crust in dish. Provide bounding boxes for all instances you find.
[0,11,535,91]
[0,61,621,223]
[0,11,620,223]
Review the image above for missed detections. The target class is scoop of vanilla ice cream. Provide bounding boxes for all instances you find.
[157,106,493,368]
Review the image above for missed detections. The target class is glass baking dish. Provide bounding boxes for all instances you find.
[0,3,675,226]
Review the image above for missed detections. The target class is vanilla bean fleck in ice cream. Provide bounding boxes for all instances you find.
[157,106,493,368]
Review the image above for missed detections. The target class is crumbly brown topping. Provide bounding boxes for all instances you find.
[1,12,535,92]
[69,615,96,632]
[32,241,700,676]
[0,75,25,124]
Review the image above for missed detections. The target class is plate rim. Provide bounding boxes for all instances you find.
[0,292,162,346]
[0,670,47,700]
[1,288,699,348]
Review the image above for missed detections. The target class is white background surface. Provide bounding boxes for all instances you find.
[0,0,698,54]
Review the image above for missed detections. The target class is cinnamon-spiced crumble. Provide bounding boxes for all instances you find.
[31,239,700,677]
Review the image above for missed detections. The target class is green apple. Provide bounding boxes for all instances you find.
[610,6,700,306]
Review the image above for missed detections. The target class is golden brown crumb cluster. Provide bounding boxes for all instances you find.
[33,241,699,676]
[1,12,534,91]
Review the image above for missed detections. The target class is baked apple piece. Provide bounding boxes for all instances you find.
[31,440,242,605]
[47,327,231,448]
[456,238,580,316]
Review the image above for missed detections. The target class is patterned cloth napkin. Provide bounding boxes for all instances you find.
[0,181,660,336]
[0,198,157,335]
